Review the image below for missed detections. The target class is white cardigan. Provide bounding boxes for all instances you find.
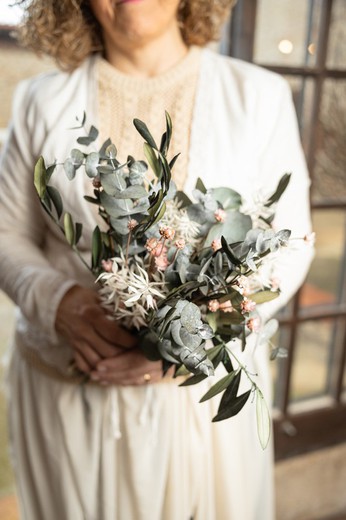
[0,48,313,370]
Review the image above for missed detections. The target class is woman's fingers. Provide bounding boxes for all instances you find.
[90,349,163,385]
[93,316,138,349]
[74,351,92,374]
[74,341,102,369]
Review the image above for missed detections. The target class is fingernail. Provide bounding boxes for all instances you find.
[97,366,107,372]
[91,373,100,381]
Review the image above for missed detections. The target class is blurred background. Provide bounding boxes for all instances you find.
[0,0,345,519]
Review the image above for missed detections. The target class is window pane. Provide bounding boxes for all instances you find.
[300,210,346,307]
[285,76,315,157]
[312,79,346,203]
[290,319,333,401]
[254,0,322,67]
[327,0,346,70]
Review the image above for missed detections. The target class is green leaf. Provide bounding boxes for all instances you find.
[34,156,47,198]
[75,222,83,245]
[248,290,280,304]
[85,152,100,178]
[143,142,161,178]
[105,143,117,159]
[70,149,84,168]
[179,373,208,387]
[168,153,180,171]
[165,111,172,149]
[111,185,148,200]
[195,177,207,194]
[221,236,242,266]
[46,163,56,182]
[200,371,236,403]
[212,389,251,422]
[256,389,271,449]
[63,158,76,180]
[46,185,63,218]
[92,226,102,269]
[206,343,224,361]
[265,173,291,207]
[64,212,75,246]
[133,118,158,149]
[77,125,99,146]
[205,212,252,247]
[210,187,242,209]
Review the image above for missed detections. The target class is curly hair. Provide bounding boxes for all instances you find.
[15,0,236,71]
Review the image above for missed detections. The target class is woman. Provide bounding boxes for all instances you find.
[0,1,313,519]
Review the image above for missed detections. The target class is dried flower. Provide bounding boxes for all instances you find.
[304,232,316,245]
[214,208,227,223]
[152,244,168,258]
[159,226,175,240]
[155,253,169,271]
[247,317,261,332]
[240,298,257,314]
[145,237,159,252]
[175,238,186,250]
[126,265,166,309]
[211,239,222,252]
[208,299,220,312]
[101,259,113,272]
[128,219,138,231]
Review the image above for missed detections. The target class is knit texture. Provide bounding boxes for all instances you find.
[97,46,201,190]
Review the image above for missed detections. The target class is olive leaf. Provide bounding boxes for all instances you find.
[256,389,271,449]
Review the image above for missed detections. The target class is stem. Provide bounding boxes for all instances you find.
[125,230,132,267]
[215,335,259,391]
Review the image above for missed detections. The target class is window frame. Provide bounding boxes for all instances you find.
[224,0,346,461]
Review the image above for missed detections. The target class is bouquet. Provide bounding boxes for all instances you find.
[34,112,297,448]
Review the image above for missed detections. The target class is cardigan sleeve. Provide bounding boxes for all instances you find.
[0,80,77,345]
[254,78,314,322]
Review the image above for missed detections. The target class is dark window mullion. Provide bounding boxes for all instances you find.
[306,0,333,175]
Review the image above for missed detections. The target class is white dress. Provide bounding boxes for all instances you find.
[0,48,313,520]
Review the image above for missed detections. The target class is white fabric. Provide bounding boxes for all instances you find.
[0,48,313,520]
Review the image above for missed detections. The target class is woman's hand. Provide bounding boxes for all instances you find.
[90,349,164,386]
[55,285,137,373]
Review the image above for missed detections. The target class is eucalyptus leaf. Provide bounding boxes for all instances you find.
[111,185,148,200]
[110,217,130,235]
[70,149,84,168]
[63,158,76,180]
[210,187,242,209]
[85,152,100,178]
[105,144,117,159]
[180,302,201,333]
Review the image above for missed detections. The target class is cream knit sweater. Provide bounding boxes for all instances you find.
[97,46,201,190]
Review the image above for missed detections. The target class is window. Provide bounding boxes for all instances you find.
[223,0,346,460]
